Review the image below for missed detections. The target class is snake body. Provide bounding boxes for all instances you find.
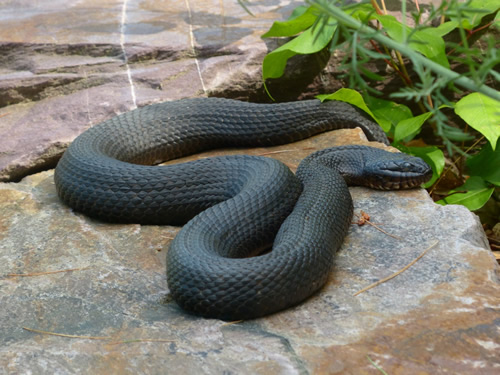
[54,98,431,320]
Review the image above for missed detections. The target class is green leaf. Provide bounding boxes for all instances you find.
[347,2,376,22]
[364,97,413,133]
[466,140,500,185]
[434,21,459,37]
[288,6,309,21]
[451,0,500,30]
[398,145,445,188]
[262,17,337,83]
[262,6,318,38]
[359,66,385,81]
[262,49,296,83]
[393,112,433,143]
[317,88,380,126]
[455,93,500,150]
[436,176,494,211]
[374,14,449,68]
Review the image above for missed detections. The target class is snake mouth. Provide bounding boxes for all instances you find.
[367,176,429,190]
[366,159,433,190]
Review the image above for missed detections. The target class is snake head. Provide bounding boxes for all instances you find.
[300,145,432,190]
[362,150,433,190]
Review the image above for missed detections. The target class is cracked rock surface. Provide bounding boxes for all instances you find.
[0,0,305,181]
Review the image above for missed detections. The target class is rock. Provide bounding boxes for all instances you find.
[1,0,498,372]
[0,0,447,182]
[0,0,309,181]
[1,129,499,374]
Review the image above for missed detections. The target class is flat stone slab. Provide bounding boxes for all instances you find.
[1,129,499,374]
[0,0,304,181]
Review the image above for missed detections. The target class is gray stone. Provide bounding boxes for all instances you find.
[0,0,306,181]
[1,130,499,374]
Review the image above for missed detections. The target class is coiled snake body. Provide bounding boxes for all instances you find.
[54,98,431,320]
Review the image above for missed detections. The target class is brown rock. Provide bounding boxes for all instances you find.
[0,0,309,181]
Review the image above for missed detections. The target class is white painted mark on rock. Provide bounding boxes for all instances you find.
[82,68,92,124]
[184,0,208,94]
[120,0,138,109]
[475,339,500,351]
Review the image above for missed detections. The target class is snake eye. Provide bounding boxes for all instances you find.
[364,153,432,190]
[380,160,429,175]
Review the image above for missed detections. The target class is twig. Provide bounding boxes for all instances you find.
[257,147,315,157]
[414,0,420,12]
[23,327,111,340]
[354,210,372,225]
[7,267,90,277]
[365,221,402,240]
[369,39,412,86]
[219,320,243,327]
[428,136,484,196]
[367,355,389,375]
[380,0,387,14]
[447,21,494,56]
[23,327,175,344]
[236,0,255,17]
[257,149,296,156]
[370,0,384,15]
[107,339,175,345]
[353,240,439,296]
[353,211,402,240]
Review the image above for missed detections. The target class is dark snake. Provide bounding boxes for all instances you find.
[54,98,432,320]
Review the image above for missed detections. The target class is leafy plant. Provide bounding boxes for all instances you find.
[259,0,499,212]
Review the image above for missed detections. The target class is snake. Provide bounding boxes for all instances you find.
[54,98,432,320]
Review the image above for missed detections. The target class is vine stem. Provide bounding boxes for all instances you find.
[447,21,494,56]
[370,0,383,15]
[310,0,500,102]
[369,39,411,85]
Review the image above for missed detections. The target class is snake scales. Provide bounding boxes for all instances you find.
[54,98,431,320]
